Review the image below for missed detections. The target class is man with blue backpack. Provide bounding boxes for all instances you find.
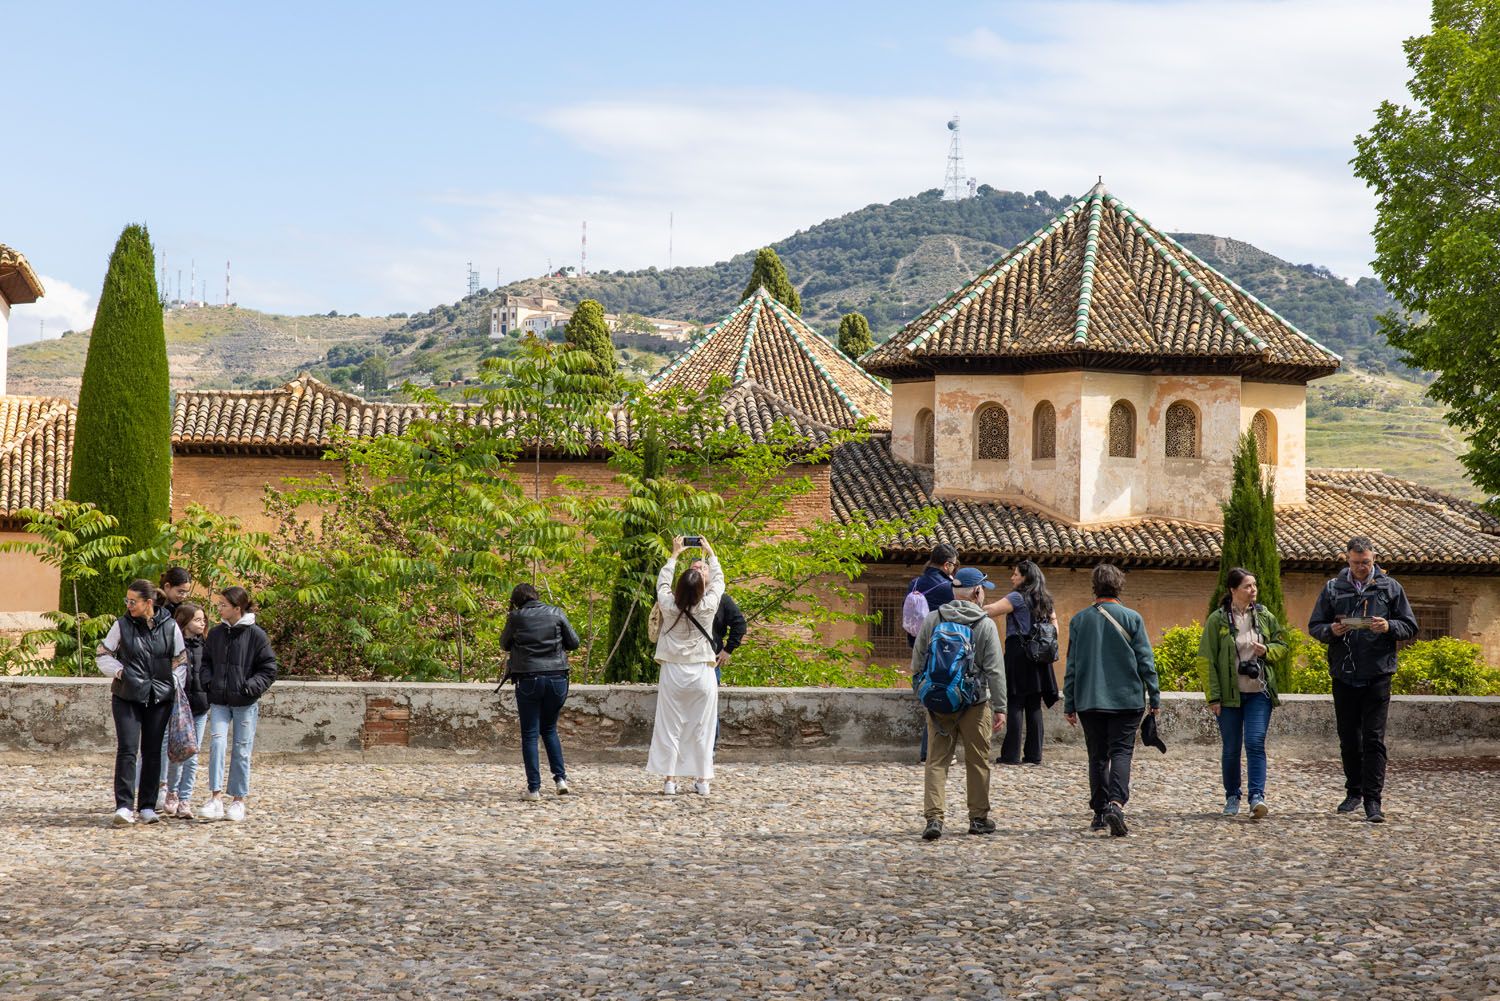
[910,566,1007,841]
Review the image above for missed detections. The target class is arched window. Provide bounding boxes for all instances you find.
[1108,400,1136,458]
[1165,401,1199,458]
[914,408,935,465]
[974,404,1009,460]
[1032,401,1056,460]
[1251,409,1277,464]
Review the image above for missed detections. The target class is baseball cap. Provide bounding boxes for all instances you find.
[954,567,996,589]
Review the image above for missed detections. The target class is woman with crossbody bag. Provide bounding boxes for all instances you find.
[646,536,725,796]
[1062,564,1161,837]
[501,583,581,801]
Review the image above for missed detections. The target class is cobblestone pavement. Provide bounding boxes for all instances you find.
[1,750,1498,1000]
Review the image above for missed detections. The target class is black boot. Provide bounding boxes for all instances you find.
[1090,811,1107,831]
[922,818,943,841]
[1364,799,1385,823]
[1337,793,1363,814]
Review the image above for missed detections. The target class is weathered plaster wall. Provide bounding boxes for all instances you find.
[890,380,933,465]
[0,533,59,613]
[172,455,329,531]
[2,678,1495,759]
[1141,374,1241,525]
[1241,381,1308,506]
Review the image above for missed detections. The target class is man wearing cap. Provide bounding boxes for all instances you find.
[910,566,1007,841]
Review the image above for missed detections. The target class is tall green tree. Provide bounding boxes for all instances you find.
[740,247,801,313]
[601,413,669,683]
[837,312,873,356]
[1209,431,1286,624]
[563,299,617,378]
[67,224,172,615]
[1353,0,1500,492]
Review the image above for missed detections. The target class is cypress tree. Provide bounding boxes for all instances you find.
[837,312,873,356]
[67,224,173,615]
[563,299,616,377]
[740,247,801,313]
[604,416,666,683]
[1210,430,1287,623]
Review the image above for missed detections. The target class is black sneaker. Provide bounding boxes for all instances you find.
[1104,803,1128,837]
[1337,793,1363,814]
[1365,800,1385,823]
[968,817,996,835]
[922,818,943,841]
[1090,812,1107,831]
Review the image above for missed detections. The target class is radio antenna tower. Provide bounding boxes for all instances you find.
[225,260,231,306]
[669,211,674,270]
[580,221,587,277]
[467,262,480,296]
[944,115,967,201]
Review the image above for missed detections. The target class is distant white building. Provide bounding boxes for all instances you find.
[490,291,694,343]
[0,243,45,396]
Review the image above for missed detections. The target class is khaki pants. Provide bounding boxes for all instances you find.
[923,702,993,821]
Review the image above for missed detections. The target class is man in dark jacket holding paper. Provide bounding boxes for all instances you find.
[1308,536,1418,823]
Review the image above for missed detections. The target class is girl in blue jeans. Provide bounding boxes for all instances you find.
[1198,568,1285,818]
[500,583,581,800]
[163,602,210,819]
[199,587,278,823]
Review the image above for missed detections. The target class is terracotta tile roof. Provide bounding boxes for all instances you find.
[649,286,890,430]
[864,183,1341,382]
[833,439,1500,572]
[0,397,74,522]
[172,374,835,455]
[0,244,45,305]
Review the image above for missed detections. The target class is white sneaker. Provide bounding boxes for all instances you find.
[523,790,541,802]
[662,780,677,796]
[112,807,136,827]
[692,780,711,797]
[199,798,225,822]
[555,778,570,795]
[138,808,160,824]
[226,801,247,823]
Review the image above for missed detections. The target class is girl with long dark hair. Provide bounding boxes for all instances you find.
[985,560,1060,764]
[646,536,724,795]
[163,602,210,819]
[501,582,581,801]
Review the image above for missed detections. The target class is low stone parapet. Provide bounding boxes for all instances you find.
[1,678,1497,760]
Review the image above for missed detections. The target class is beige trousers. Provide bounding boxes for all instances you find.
[923,702,993,822]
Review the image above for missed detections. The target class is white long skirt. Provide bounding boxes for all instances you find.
[646,661,718,781]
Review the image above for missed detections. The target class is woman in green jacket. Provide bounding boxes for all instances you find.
[1198,568,1286,818]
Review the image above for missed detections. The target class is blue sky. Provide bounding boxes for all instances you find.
[5,0,1431,343]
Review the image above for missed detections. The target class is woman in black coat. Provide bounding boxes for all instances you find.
[501,583,581,801]
[199,587,277,823]
[96,579,187,826]
[986,560,1060,765]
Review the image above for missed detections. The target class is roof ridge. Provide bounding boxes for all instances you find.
[734,293,762,382]
[646,293,758,388]
[901,193,1094,354]
[762,295,865,420]
[1071,192,1106,345]
[1102,195,1267,352]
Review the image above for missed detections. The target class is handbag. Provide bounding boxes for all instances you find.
[166,684,199,763]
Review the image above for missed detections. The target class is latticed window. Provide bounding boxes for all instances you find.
[1408,602,1453,643]
[868,585,913,662]
[1251,409,1276,463]
[914,408,935,465]
[1165,401,1198,458]
[1108,401,1136,458]
[1032,401,1056,460]
[974,404,1009,460]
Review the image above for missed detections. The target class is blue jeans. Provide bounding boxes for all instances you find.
[516,674,569,792]
[209,703,260,799]
[1217,691,1272,800]
[166,712,209,801]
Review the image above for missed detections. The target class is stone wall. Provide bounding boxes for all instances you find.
[3,678,1496,760]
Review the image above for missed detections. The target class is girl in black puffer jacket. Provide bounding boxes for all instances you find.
[162,603,211,819]
[199,587,277,823]
[97,579,187,826]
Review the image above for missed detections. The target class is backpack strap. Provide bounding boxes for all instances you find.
[1093,603,1133,644]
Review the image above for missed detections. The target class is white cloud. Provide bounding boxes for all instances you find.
[7,275,94,345]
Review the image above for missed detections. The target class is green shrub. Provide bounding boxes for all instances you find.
[1279,629,1331,694]
[1393,638,1500,695]
[1152,622,1205,692]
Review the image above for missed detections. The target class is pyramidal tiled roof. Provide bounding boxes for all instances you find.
[648,286,890,430]
[0,244,45,305]
[833,440,1500,571]
[0,396,75,522]
[864,183,1341,382]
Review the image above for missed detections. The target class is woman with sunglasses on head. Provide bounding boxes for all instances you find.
[985,560,1060,765]
[97,580,187,826]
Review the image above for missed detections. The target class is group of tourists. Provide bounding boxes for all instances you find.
[903,534,1418,839]
[100,569,277,826]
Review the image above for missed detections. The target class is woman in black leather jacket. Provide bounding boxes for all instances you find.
[500,583,581,800]
[96,579,187,826]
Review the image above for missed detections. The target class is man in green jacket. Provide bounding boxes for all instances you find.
[1064,563,1160,837]
[911,567,1007,842]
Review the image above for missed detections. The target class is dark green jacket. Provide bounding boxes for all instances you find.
[1198,604,1286,708]
[1063,600,1160,714]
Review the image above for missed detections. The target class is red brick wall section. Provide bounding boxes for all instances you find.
[362,696,411,748]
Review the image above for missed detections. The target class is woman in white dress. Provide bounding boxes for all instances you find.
[646,536,725,796]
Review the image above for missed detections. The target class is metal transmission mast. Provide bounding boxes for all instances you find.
[944,116,968,201]
[580,221,587,276]
[467,262,480,296]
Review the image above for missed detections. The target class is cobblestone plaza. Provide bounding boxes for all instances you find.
[2,752,1497,1000]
